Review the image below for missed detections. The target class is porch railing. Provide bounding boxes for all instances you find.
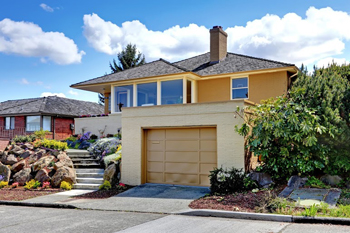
[0,126,27,140]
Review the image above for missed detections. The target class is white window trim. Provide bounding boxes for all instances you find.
[5,117,15,130]
[230,76,249,100]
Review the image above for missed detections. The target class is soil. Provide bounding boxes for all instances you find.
[0,187,61,201]
[73,186,132,199]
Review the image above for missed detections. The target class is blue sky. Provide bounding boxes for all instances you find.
[0,0,349,103]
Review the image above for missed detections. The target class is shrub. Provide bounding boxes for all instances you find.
[24,179,41,189]
[12,134,36,143]
[305,176,330,189]
[99,180,112,190]
[116,182,127,191]
[60,181,72,190]
[88,138,121,160]
[42,182,51,189]
[0,181,8,189]
[34,139,68,151]
[11,182,19,189]
[209,167,249,195]
[65,136,78,142]
[34,129,50,140]
[103,146,122,167]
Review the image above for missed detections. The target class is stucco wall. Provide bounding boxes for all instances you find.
[249,71,288,104]
[121,100,245,186]
[197,77,231,103]
[74,114,122,136]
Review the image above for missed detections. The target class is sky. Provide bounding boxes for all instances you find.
[0,0,350,103]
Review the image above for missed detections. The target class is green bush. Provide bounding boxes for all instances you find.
[34,139,68,151]
[34,129,50,140]
[60,181,72,190]
[65,136,78,142]
[305,176,330,189]
[12,134,36,143]
[209,167,255,195]
[99,180,112,190]
[24,179,41,189]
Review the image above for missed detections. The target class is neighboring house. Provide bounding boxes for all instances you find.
[0,96,104,141]
[71,26,298,187]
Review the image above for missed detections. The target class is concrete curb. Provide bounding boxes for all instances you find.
[179,209,350,225]
[0,201,77,209]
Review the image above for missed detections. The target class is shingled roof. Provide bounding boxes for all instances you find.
[0,96,104,117]
[71,52,295,87]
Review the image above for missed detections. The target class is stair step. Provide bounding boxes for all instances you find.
[76,178,104,184]
[68,154,92,158]
[75,168,105,173]
[76,173,104,178]
[74,163,100,166]
[72,158,98,162]
[73,183,100,190]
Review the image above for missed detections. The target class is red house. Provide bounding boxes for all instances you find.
[0,96,104,142]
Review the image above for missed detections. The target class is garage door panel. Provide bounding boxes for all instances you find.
[166,128,199,140]
[200,152,217,163]
[165,151,198,163]
[147,172,163,183]
[200,175,211,186]
[200,140,216,151]
[165,174,198,185]
[200,163,216,174]
[148,151,164,162]
[147,162,164,172]
[166,140,199,151]
[165,162,198,174]
[200,128,216,139]
[147,140,165,151]
[147,129,165,140]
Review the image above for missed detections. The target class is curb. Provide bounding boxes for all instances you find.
[0,201,77,209]
[179,209,350,225]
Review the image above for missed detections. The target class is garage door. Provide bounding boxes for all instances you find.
[146,128,217,186]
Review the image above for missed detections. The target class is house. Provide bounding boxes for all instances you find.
[71,26,298,187]
[0,96,104,141]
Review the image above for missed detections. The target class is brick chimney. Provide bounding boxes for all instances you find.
[210,26,228,62]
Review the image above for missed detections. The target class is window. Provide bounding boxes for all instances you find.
[115,85,133,112]
[5,117,15,130]
[232,78,248,99]
[26,116,40,131]
[137,82,157,106]
[43,116,51,131]
[161,79,183,105]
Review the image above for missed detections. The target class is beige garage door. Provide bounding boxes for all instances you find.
[146,127,217,186]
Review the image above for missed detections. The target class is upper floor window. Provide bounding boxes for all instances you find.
[232,78,248,99]
[161,79,183,105]
[114,85,133,112]
[137,82,157,106]
[5,117,15,130]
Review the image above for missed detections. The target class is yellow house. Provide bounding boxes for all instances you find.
[71,26,298,187]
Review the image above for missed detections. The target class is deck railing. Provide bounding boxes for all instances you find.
[0,126,27,140]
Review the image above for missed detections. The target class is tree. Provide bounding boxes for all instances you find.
[99,44,145,104]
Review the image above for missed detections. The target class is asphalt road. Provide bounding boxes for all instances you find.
[1,206,350,233]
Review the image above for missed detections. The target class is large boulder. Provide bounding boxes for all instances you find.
[35,168,51,183]
[19,150,33,159]
[287,175,308,189]
[103,163,120,186]
[28,151,44,164]
[320,174,342,186]
[11,160,27,173]
[248,172,273,188]
[2,153,18,165]
[57,151,68,160]
[54,158,73,170]
[23,143,34,150]
[9,145,25,156]
[51,166,76,187]
[0,162,11,182]
[13,168,32,186]
[33,156,55,172]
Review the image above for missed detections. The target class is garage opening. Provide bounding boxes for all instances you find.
[145,127,217,186]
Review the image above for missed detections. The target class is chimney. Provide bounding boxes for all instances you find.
[210,26,228,62]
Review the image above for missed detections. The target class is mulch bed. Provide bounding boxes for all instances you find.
[73,186,133,199]
[0,187,61,201]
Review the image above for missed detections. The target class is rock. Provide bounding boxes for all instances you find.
[24,143,34,150]
[51,166,76,187]
[13,168,32,186]
[33,156,55,172]
[2,153,18,165]
[28,152,44,164]
[0,151,7,163]
[35,168,51,183]
[19,151,33,159]
[0,162,11,182]
[248,172,273,188]
[57,152,68,160]
[54,158,73,170]
[11,160,27,173]
[287,175,307,189]
[104,163,120,186]
[320,174,342,186]
[10,145,25,156]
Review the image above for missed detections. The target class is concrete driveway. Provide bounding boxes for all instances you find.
[69,184,210,213]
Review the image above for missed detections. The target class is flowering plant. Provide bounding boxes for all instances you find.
[88,138,121,161]
[11,182,19,188]
[116,182,126,190]
[0,175,4,181]
[42,182,51,189]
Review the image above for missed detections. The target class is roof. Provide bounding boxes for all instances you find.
[0,96,104,117]
[71,52,295,87]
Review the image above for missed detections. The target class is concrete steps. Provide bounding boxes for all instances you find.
[67,149,104,190]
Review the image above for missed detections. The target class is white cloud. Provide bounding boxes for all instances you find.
[19,78,29,85]
[68,90,78,96]
[0,18,85,64]
[40,3,54,12]
[316,57,349,68]
[83,7,350,66]
[41,92,66,98]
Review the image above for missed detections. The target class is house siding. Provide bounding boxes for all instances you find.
[197,77,231,103]
[54,117,74,140]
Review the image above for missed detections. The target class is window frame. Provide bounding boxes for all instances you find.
[5,117,15,130]
[230,77,249,100]
[25,115,52,132]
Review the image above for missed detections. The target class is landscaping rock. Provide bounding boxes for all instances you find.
[19,150,33,159]
[54,157,73,170]
[51,166,76,187]
[28,152,43,164]
[320,174,342,186]
[35,168,51,183]
[2,153,18,165]
[11,160,27,173]
[104,163,120,186]
[0,162,11,182]
[33,156,55,172]
[0,151,7,163]
[248,172,273,188]
[13,168,32,186]
[288,175,307,189]
[24,143,34,150]
[57,151,68,160]
[10,145,25,156]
